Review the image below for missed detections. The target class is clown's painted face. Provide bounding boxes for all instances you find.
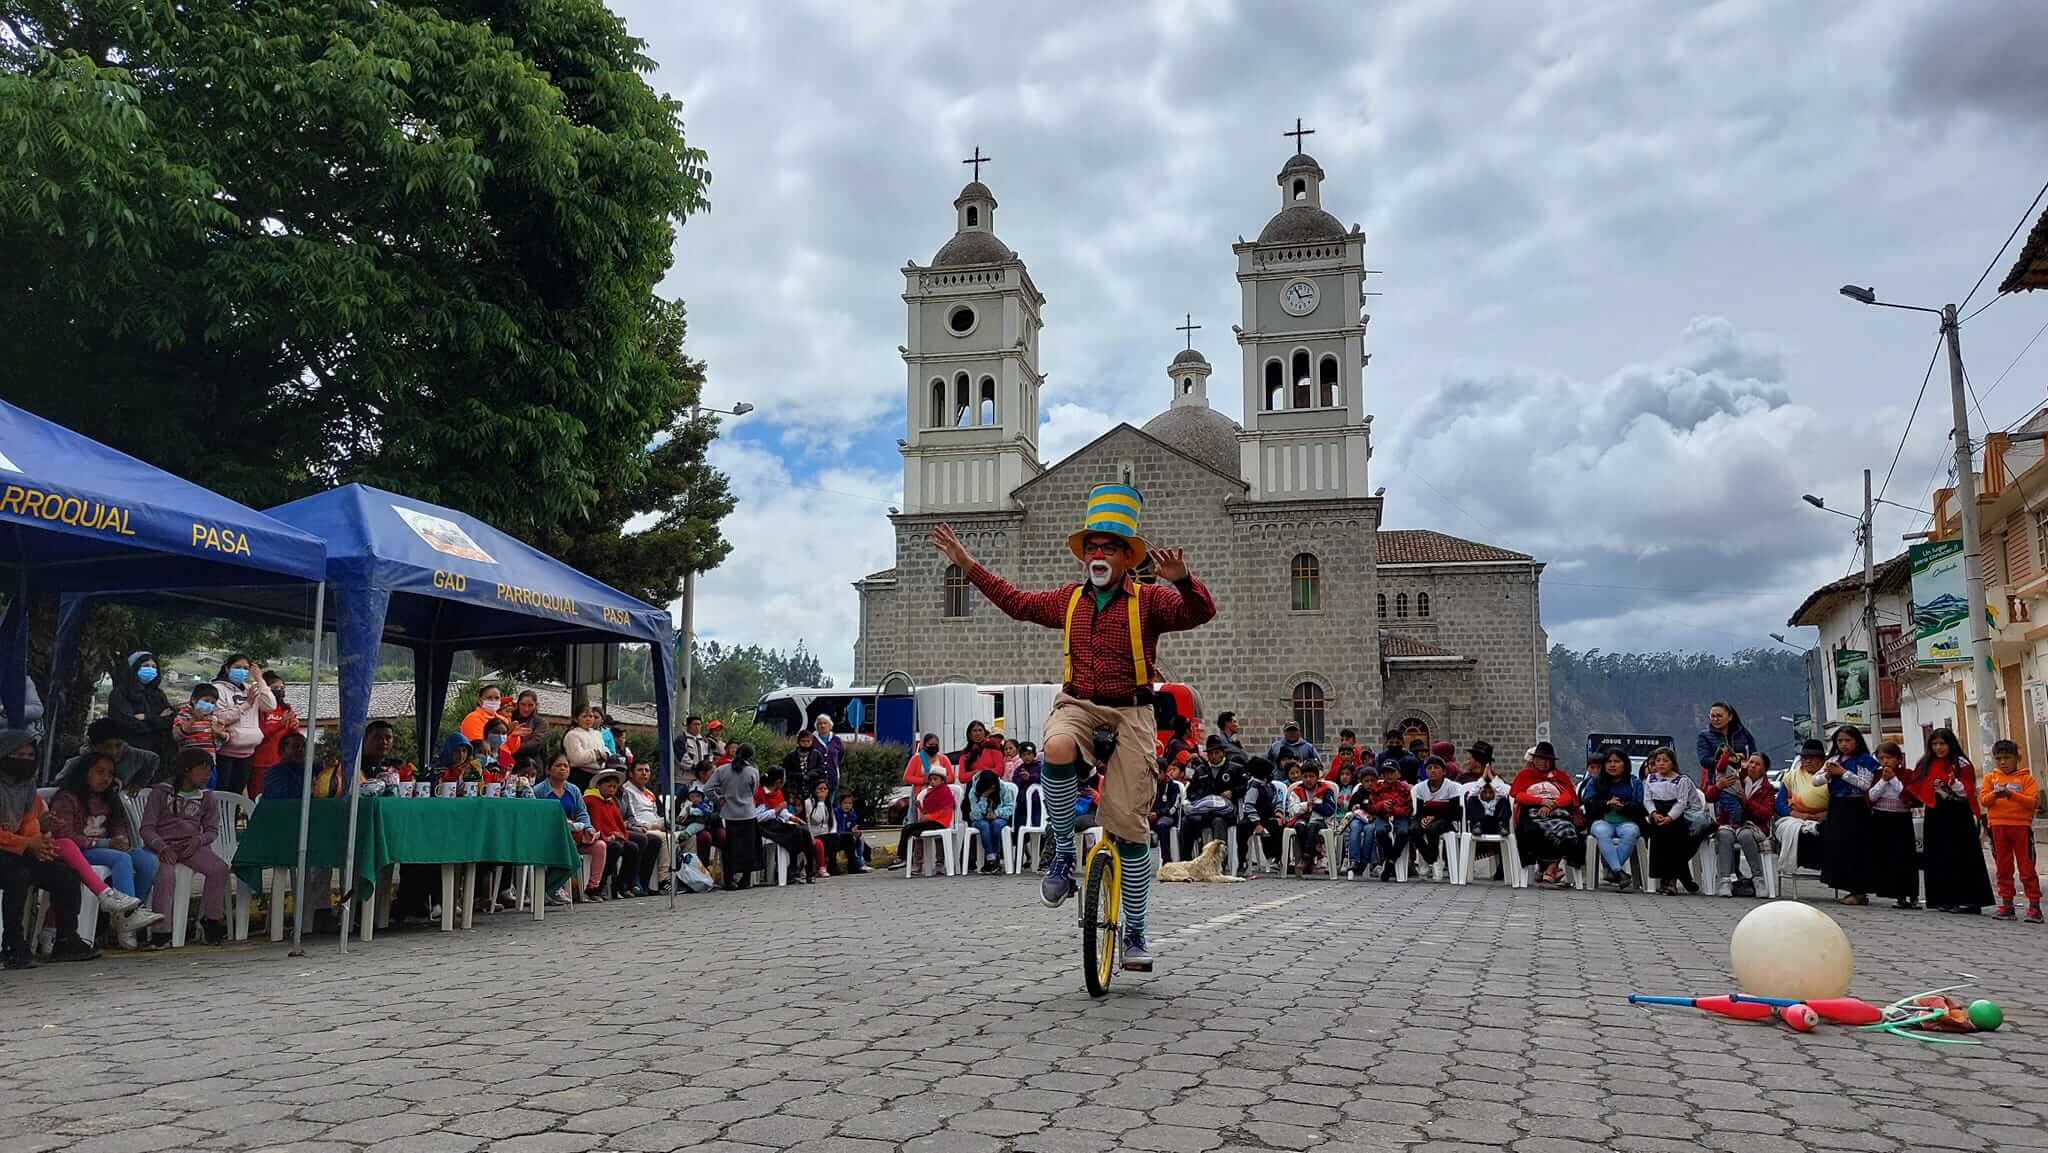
[1081,534,1131,588]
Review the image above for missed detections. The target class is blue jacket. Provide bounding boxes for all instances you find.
[1579,771,1646,824]
[1823,752,1878,802]
[1696,725,1757,778]
[968,778,1017,822]
[532,778,591,831]
[832,805,862,836]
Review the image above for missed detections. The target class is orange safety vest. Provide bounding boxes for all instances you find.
[1062,582,1147,689]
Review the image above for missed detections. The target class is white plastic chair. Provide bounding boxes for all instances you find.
[1014,784,1047,871]
[166,792,254,946]
[1583,829,1651,892]
[957,785,1020,875]
[1457,800,1522,887]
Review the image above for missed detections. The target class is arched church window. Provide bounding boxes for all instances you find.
[1264,360,1284,410]
[943,565,969,618]
[966,206,979,227]
[1319,355,1339,407]
[1376,593,1386,620]
[1290,682,1326,745]
[1181,377,1194,395]
[1291,350,1311,410]
[1395,592,1408,619]
[978,377,997,425]
[929,379,945,429]
[1292,178,1307,202]
[1290,553,1321,612]
[1417,592,1431,618]
[954,372,972,427]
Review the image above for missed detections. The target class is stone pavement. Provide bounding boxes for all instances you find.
[2,872,2044,1153]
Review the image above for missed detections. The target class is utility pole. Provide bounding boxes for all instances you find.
[1945,302,2002,760]
[1861,467,1878,737]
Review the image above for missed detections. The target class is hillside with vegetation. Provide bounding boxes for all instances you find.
[1548,646,1809,767]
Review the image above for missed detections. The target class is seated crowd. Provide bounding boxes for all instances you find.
[872,703,2041,927]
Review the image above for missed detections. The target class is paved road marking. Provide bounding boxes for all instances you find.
[1175,891,1313,934]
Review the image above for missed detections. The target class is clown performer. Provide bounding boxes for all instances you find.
[931,483,1215,971]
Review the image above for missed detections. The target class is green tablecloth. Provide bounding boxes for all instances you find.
[233,796,580,900]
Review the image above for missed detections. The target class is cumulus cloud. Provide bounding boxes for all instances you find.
[622,0,2048,674]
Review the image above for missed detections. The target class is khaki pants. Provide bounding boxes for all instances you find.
[1042,692,1157,844]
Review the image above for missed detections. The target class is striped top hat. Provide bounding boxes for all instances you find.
[1067,483,1148,564]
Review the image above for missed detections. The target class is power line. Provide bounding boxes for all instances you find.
[1877,335,1946,504]
[1959,176,2048,314]
[1986,314,2048,433]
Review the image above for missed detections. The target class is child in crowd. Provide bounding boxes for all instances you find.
[1464,774,1509,835]
[1012,741,1041,794]
[1235,757,1281,870]
[803,779,837,877]
[1411,756,1463,875]
[1912,728,1994,914]
[755,765,819,884]
[1334,766,1372,877]
[823,790,868,875]
[1868,742,1921,909]
[140,748,232,945]
[585,767,650,898]
[967,769,1017,874]
[1819,725,1878,906]
[1641,747,1706,895]
[1710,752,1776,897]
[533,752,602,905]
[48,751,165,948]
[1285,759,1338,877]
[897,765,956,874]
[1364,758,1415,881]
[2,730,103,965]
[435,733,479,795]
[171,683,224,764]
[1980,739,2042,922]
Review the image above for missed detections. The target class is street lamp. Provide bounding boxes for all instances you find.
[1768,633,1811,651]
[1841,281,1994,756]
[678,400,753,721]
[696,402,753,418]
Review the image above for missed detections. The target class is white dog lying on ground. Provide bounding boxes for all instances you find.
[1157,838,1244,883]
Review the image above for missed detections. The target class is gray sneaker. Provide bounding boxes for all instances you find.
[1040,849,1077,908]
[1121,931,1154,971]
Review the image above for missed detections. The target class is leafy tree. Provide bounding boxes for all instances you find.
[687,640,832,719]
[1,1,730,721]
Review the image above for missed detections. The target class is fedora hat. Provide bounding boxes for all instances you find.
[1067,483,1148,565]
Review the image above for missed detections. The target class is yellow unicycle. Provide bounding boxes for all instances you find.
[1079,834,1122,997]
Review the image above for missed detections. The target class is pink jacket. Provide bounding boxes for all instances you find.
[140,783,219,859]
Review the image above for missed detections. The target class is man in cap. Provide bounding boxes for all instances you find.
[933,482,1214,972]
[1267,721,1320,768]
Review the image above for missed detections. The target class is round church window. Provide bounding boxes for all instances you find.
[947,305,978,336]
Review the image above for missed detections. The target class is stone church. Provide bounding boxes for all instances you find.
[851,143,1548,749]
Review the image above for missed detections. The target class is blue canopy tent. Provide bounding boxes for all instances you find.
[0,398,335,951]
[261,484,677,932]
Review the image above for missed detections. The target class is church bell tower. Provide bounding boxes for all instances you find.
[1235,121,1372,500]
[899,148,1046,514]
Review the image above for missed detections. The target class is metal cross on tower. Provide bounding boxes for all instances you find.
[1176,313,1201,350]
[1284,118,1315,153]
[963,146,992,181]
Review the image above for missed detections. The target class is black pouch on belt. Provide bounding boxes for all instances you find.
[1091,725,1119,766]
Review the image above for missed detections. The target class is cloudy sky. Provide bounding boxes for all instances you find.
[619,0,2048,685]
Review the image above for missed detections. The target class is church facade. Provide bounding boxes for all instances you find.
[852,145,1548,750]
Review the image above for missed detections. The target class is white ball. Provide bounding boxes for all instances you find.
[1730,902,1854,1001]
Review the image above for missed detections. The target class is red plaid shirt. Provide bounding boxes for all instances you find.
[966,565,1216,701]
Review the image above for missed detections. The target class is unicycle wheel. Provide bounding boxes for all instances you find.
[1080,847,1119,997]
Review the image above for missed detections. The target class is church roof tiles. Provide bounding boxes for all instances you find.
[1377,529,1531,565]
[1379,633,1468,660]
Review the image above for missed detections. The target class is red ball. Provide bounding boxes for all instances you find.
[1778,1004,1820,1032]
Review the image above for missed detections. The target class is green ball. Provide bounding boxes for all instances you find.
[1967,999,2003,1031]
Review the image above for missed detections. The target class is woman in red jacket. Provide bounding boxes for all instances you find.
[1706,752,1777,896]
[584,768,647,899]
[1911,727,1994,914]
[1510,742,1583,886]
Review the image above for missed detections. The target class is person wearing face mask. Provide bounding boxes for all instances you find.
[459,686,524,769]
[247,670,300,798]
[901,733,954,787]
[106,650,176,767]
[931,483,1215,973]
[171,683,225,775]
[2,730,104,965]
[206,654,274,796]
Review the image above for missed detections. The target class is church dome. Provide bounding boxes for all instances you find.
[932,230,1014,267]
[1143,404,1241,478]
[1258,204,1347,244]
[954,180,997,207]
[1170,347,1209,367]
[1279,152,1325,178]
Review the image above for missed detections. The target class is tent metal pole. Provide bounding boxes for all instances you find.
[288,582,325,957]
